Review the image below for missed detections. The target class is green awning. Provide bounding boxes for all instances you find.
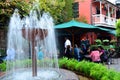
[54,20,96,29]
[96,27,116,35]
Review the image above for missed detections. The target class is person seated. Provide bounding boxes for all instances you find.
[81,44,87,55]
[6,48,16,61]
[98,46,108,63]
[74,44,82,61]
[65,45,72,59]
[107,45,116,64]
[89,46,101,63]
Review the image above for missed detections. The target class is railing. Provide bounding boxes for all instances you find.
[92,14,116,27]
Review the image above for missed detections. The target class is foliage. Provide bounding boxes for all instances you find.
[75,60,95,75]
[95,39,102,45]
[0,0,66,25]
[58,57,69,68]
[0,61,6,71]
[59,57,120,80]
[116,19,120,37]
[90,45,110,50]
[66,58,78,70]
[90,63,108,80]
[37,0,65,24]
[60,0,74,22]
[103,39,109,45]
[103,39,109,42]
[0,0,32,25]
[76,15,88,23]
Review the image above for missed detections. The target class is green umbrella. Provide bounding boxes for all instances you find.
[55,20,96,47]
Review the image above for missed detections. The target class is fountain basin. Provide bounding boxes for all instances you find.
[0,69,79,80]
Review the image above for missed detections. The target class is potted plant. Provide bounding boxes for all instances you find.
[103,39,109,45]
[95,39,102,45]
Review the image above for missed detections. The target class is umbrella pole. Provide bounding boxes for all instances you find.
[72,34,74,48]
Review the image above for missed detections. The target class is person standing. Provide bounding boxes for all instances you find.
[64,37,72,58]
[6,48,16,61]
[64,37,71,49]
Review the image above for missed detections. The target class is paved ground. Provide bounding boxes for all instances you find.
[106,58,120,72]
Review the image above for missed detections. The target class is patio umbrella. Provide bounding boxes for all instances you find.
[54,20,97,47]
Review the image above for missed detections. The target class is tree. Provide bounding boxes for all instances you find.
[0,0,32,26]
[0,0,66,25]
[76,15,88,23]
[37,0,65,24]
[116,19,120,46]
[116,19,120,37]
[61,0,74,22]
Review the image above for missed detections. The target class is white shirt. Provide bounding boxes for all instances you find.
[65,39,71,48]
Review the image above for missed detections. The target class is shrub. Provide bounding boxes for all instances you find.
[0,61,6,71]
[58,57,69,68]
[59,57,120,80]
[90,63,108,80]
[66,59,78,70]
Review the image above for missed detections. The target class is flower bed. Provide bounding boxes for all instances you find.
[58,57,120,80]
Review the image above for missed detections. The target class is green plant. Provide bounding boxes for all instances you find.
[66,58,78,70]
[113,72,120,80]
[0,61,6,71]
[103,39,109,42]
[95,39,102,45]
[103,39,109,45]
[58,57,69,68]
[90,63,108,80]
[59,58,120,80]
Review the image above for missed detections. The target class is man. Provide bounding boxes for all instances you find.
[64,37,71,49]
[64,37,72,58]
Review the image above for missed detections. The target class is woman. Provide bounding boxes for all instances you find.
[90,46,101,63]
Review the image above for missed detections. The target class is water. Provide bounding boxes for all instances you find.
[1,4,61,80]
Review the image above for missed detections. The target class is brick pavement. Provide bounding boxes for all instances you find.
[106,58,120,72]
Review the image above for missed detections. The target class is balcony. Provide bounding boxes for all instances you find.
[92,14,116,28]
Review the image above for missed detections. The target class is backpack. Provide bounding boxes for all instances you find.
[100,50,108,62]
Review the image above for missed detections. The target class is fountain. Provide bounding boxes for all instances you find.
[1,4,61,80]
[0,1,79,80]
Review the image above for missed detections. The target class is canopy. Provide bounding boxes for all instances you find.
[95,26,116,35]
[55,20,97,47]
[55,20,96,29]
